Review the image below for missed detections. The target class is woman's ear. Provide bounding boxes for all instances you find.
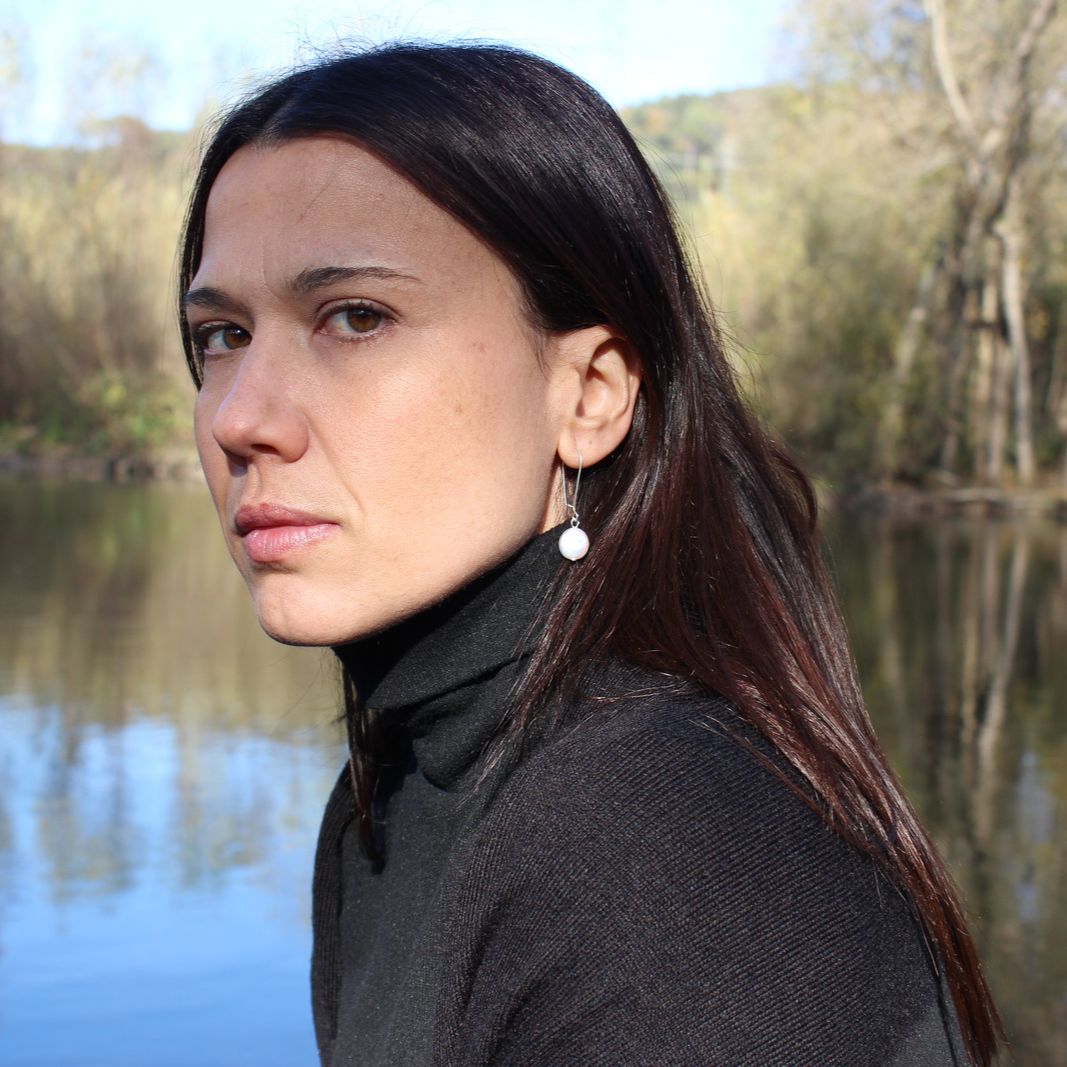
[549,325,642,467]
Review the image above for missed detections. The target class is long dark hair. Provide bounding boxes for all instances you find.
[178,41,1002,1064]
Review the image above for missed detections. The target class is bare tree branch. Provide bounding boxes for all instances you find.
[978,0,1059,163]
[924,0,978,150]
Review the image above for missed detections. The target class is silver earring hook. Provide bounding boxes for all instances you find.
[556,448,590,561]
[560,449,583,528]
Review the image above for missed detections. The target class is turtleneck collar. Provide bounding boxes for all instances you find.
[332,524,569,784]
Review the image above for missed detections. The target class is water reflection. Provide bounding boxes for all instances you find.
[0,481,341,1067]
[828,515,1067,1067]
[0,483,1063,1065]
[0,480,339,735]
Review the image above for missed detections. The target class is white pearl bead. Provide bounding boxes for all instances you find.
[558,525,590,561]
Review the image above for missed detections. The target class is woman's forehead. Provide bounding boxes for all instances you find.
[194,137,514,296]
[204,139,429,251]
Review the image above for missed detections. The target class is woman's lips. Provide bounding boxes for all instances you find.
[243,522,339,563]
[235,504,340,564]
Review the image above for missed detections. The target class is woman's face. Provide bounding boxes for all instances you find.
[188,136,567,645]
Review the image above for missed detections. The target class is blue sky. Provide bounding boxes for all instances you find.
[3,0,794,144]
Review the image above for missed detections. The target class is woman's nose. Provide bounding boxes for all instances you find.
[208,338,310,464]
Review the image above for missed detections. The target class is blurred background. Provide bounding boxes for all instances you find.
[0,1,1064,1064]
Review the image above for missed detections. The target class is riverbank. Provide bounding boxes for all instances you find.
[833,484,1067,521]
[0,448,202,483]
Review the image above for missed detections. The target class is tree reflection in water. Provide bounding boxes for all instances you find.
[0,481,342,1067]
[0,483,1063,1065]
[829,513,1067,1067]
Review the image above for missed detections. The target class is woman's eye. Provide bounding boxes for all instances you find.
[323,303,386,338]
[195,323,250,357]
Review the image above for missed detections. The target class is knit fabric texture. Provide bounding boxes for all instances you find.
[312,525,967,1066]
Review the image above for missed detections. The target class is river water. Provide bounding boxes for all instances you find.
[0,481,1063,1065]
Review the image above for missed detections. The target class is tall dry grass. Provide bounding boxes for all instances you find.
[0,120,193,455]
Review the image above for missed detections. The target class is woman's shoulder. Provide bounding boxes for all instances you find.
[442,657,966,1066]
[487,661,928,966]
[495,657,821,843]
[484,657,916,938]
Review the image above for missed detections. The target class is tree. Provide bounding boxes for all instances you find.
[812,0,1064,486]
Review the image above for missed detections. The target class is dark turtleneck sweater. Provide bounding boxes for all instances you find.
[312,525,967,1066]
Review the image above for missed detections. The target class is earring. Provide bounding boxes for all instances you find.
[558,450,590,561]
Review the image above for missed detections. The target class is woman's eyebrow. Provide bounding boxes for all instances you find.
[183,286,245,315]
[290,265,422,293]
[183,266,421,314]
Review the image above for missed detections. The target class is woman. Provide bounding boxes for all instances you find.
[179,43,1002,1066]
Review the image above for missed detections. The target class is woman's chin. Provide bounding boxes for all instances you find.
[255,614,337,647]
[250,583,408,648]
[259,622,332,647]
[252,594,368,648]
